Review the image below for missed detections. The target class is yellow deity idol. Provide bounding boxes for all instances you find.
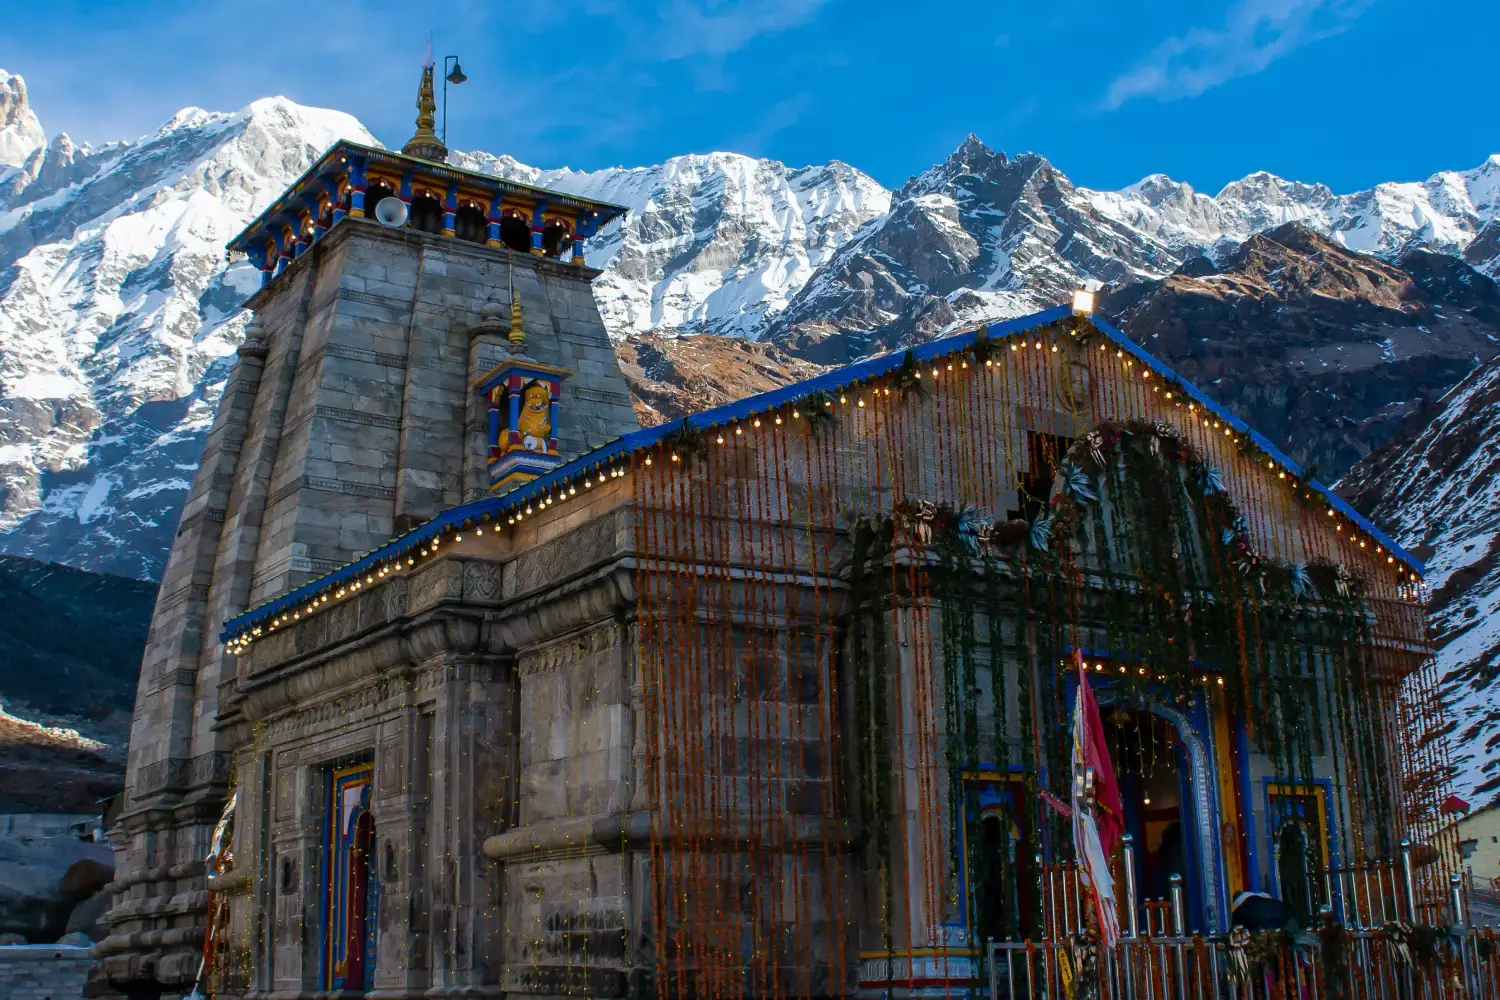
[517,381,552,452]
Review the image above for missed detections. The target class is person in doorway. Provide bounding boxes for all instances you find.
[1231,890,1303,935]
[1158,821,1185,899]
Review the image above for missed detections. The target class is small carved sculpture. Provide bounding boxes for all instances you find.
[517,381,552,453]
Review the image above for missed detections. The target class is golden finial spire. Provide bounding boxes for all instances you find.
[401,61,448,162]
[508,268,526,351]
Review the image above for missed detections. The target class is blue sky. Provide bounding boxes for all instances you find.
[4,0,1496,194]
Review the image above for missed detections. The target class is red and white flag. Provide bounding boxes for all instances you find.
[1072,653,1122,948]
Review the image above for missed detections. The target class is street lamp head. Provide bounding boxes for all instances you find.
[446,60,468,85]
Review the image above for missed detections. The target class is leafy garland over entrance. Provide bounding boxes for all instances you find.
[846,416,1398,945]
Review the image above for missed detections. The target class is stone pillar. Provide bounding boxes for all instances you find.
[857,600,971,995]
[529,202,547,255]
[422,650,511,995]
[348,155,367,218]
[485,198,503,247]
[442,182,458,237]
[372,705,435,996]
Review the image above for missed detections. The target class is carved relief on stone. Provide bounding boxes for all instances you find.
[259,678,398,741]
[274,765,297,821]
[409,560,465,612]
[518,621,621,675]
[509,515,621,598]
[462,560,503,604]
[383,576,409,621]
[292,613,329,657]
[327,599,360,644]
[378,736,404,797]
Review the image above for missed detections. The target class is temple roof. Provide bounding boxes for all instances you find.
[221,304,1423,645]
[225,139,629,256]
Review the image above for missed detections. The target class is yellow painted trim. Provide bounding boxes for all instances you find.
[857,947,977,959]
[1267,782,1332,870]
[1210,688,1245,899]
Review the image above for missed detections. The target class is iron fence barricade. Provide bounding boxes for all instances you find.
[988,927,1500,1000]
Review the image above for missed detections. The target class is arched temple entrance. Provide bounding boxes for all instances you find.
[1101,699,1226,933]
[500,210,531,253]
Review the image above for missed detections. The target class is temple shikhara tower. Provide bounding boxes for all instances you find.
[101,65,1463,1000]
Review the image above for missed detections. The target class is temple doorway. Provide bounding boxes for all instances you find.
[1107,707,1206,932]
[969,782,1040,942]
[325,761,378,991]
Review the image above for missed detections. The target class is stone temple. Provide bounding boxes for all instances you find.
[98,68,1457,1000]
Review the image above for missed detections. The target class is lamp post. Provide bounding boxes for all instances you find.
[442,55,467,145]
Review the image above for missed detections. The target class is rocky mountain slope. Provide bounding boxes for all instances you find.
[765,137,1188,362]
[616,332,829,426]
[763,138,1500,365]
[1339,354,1500,803]
[0,555,156,812]
[1099,225,1500,478]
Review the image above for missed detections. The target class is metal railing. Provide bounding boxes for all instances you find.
[988,929,1500,1000]
[987,837,1500,1000]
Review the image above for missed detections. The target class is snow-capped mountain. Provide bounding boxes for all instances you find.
[765,137,1500,363]
[0,76,889,578]
[2,67,1499,582]
[0,70,45,168]
[1339,353,1500,803]
[765,137,1190,362]
[450,149,889,340]
[1091,156,1500,260]
[0,92,375,578]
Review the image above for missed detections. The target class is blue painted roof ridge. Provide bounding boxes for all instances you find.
[221,304,1419,641]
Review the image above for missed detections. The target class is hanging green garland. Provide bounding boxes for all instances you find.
[841,415,1397,951]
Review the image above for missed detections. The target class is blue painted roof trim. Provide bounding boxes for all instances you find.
[221,304,1418,642]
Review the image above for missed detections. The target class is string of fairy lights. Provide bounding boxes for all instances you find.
[201,302,1451,1000]
[222,311,1423,657]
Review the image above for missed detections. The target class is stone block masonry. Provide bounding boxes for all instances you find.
[0,945,92,1000]
[102,215,640,997]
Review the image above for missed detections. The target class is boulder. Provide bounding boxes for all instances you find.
[57,931,93,947]
[60,858,113,897]
[0,835,113,941]
[0,931,26,945]
[64,888,112,942]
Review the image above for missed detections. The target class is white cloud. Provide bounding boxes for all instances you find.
[646,0,829,60]
[1104,0,1375,109]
